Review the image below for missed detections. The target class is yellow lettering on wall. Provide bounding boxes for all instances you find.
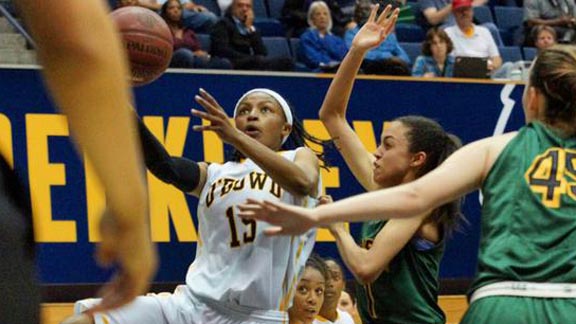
[352,121,379,152]
[26,114,76,242]
[84,157,106,242]
[0,114,13,167]
[202,118,225,163]
[303,120,345,242]
[144,116,197,242]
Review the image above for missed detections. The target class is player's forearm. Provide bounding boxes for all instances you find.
[314,184,427,224]
[319,46,364,124]
[232,134,317,197]
[331,227,377,284]
[22,0,149,226]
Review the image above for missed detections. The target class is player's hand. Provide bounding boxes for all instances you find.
[351,5,399,52]
[238,198,318,236]
[88,210,157,313]
[192,88,241,144]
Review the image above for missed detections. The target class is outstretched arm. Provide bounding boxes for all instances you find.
[17,0,156,310]
[319,5,398,191]
[239,133,516,235]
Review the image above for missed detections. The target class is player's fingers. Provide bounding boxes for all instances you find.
[376,4,392,25]
[263,227,285,236]
[192,125,222,132]
[383,9,399,34]
[198,89,227,114]
[190,108,222,123]
[367,3,378,23]
[194,95,222,115]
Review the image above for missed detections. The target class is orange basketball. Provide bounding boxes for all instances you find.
[110,7,173,86]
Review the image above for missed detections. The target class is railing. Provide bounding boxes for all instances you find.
[0,3,36,49]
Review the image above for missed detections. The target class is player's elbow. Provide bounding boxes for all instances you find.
[318,108,343,124]
[287,177,317,197]
[353,264,386,285]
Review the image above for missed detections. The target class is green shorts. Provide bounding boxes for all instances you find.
[461,296,576,324]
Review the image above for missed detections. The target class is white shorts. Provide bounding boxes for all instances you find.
[75,285,288,324]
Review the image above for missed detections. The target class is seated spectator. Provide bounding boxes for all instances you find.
[282,0,354,38]
[533,24,558,51]
[417,0,487,28]
[417,0,502,46]
[492,24,557,79]
[444,0,502,73]
[289,255,328,324]
[314,258,355,324]
[210,0,294,71]
[412,27,455,77]
[161,0,232,69]
[524,0,576,44]
[299,1,348,72]
[344,0,411,75]
[139,0,218,33]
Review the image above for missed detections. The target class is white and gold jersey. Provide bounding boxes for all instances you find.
[187,148,319,312]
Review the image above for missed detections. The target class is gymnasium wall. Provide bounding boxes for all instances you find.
[0,67,526,288]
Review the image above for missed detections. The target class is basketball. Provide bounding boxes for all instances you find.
[110,7,173,86]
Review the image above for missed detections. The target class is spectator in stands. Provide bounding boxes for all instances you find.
[139,0,218,33]
[445,0,502,72]
[492,24,556,79]
[412,27,455,77]
[345,0,411,75]
[161,0,232,69]
[282,0,354,38]
[524,0,576,44]
[299,1,348,72]
[210,0,294,71]
[417,0,503,46]
[533,24,558,51]
[418,0,487,28]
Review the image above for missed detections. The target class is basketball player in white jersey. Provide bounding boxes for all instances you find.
[64,88,329,324]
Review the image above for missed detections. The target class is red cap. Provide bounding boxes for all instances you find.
[452,0,472,10]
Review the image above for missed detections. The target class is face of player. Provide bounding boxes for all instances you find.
[166,0,183,22]
[372,121,418,188]
[430,35,448,59]
[535,30,556,50]
[232,0,253,22]
[454,6,473,29]
[289,267,325,324]
[311,6,331,32]
[323,260,345,304]
[234,92,291,151]
[337,291,356,317]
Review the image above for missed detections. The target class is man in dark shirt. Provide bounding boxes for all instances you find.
[210,0,294,71]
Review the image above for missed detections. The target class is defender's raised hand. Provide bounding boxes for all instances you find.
[352,5,399,52]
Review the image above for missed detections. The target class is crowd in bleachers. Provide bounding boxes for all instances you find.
[113,0,574,79]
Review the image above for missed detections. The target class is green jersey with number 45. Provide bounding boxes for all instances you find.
[471,121,576,294]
